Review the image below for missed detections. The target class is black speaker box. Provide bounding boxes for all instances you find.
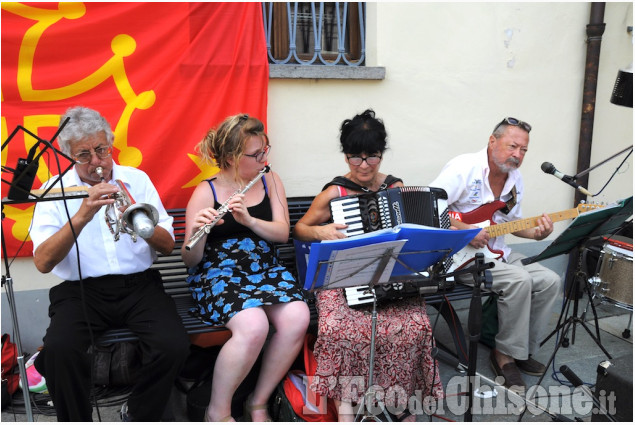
[592,353,633,422]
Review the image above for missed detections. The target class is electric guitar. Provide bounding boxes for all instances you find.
[449,201,604,271]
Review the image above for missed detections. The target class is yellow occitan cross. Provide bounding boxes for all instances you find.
[1,2,158,243]
[2,2,156,169]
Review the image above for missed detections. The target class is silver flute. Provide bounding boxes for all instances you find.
[185,165,270,251]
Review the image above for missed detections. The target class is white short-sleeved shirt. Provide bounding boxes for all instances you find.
[30,163,174,281]
[430,147,524,260]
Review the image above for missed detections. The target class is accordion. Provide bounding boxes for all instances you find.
[329,186,450,238]
[329,186,454,308]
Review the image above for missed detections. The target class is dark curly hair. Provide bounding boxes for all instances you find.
[339,109,388,155]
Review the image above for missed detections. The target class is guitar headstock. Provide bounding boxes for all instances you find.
[577,202,605,213]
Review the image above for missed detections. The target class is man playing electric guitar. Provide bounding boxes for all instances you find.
[430,117,561,394]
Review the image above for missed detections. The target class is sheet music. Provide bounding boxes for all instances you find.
[301,224,480,291]
[323,240,407,289]
[522,196,633,265]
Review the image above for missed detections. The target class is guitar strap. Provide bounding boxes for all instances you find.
[499,185,518,215]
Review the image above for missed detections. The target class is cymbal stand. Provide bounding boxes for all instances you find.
[541,245,609,354]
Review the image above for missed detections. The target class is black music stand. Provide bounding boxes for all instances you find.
[1,120,83,421]
[1,120,83,204]
[518,197,632,421]
[523,197,632,347]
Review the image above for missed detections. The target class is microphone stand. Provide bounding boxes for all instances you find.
[464,253,493,422]
[1,120,77,421]
[1,209,34,421]
[573,144,633,179]
[439,255,494,422]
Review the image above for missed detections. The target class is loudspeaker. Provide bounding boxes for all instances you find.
[592,353,633,422]
[611,67,633,108]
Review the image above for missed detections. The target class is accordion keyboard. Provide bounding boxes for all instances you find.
[328,186,455,307]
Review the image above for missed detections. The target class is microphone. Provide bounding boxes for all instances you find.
[431,347,463,371]
[559,365,617,422]
[541,162,592,197]
[559,365,584,387]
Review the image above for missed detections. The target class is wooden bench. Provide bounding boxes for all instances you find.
[97,197,317,346]
[98,196,478,365]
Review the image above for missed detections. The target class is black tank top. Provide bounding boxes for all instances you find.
[206,176,272,238]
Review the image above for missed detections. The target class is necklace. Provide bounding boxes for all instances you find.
[216,173,242,192]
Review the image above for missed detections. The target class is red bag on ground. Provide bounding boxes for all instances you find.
[282,333,338,422]
[2,333,19,395]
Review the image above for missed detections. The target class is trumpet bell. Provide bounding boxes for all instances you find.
[122,203,159,240]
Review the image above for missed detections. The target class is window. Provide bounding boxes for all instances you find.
[262,2,365,66]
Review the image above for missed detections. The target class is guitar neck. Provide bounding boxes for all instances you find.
[487,208,580,237]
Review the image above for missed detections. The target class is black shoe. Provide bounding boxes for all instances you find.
[490,351,526,395]
[515,356,546,376]
[120,402,131,422]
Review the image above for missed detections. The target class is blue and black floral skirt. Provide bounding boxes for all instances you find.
[186,234,306,326]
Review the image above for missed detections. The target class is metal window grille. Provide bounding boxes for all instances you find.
[262,2,366,66]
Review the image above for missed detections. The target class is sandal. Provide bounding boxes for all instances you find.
[244,395,272,422]
[205,411,233,422]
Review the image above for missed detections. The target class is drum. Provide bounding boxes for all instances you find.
[597,240,633,310]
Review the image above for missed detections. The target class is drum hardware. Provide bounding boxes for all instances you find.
[586,239,633,338]
[518,202,633,422]
[587,240,633,312]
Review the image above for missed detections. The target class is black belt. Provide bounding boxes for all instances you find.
[73,269,158,287]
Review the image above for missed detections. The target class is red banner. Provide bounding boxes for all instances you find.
[1,2,269,257]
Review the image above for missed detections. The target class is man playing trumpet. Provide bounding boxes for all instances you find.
[30,106,189,421]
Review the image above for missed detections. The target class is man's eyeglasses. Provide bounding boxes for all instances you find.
[494,117,532,133]
[244,144,271,162]
[72,146,113,164]
[346,155,382,166]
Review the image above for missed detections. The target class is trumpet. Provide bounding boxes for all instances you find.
[96,167,159,242]
[185,165,270,251]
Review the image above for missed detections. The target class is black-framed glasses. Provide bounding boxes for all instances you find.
[346,154,382,166]
[72,146,113,164]
[494,117,532,133]
[244,144,271,162]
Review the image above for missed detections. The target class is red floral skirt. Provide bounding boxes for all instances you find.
[310,288,444,408]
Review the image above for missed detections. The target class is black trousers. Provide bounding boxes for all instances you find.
[34,269,190,421]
